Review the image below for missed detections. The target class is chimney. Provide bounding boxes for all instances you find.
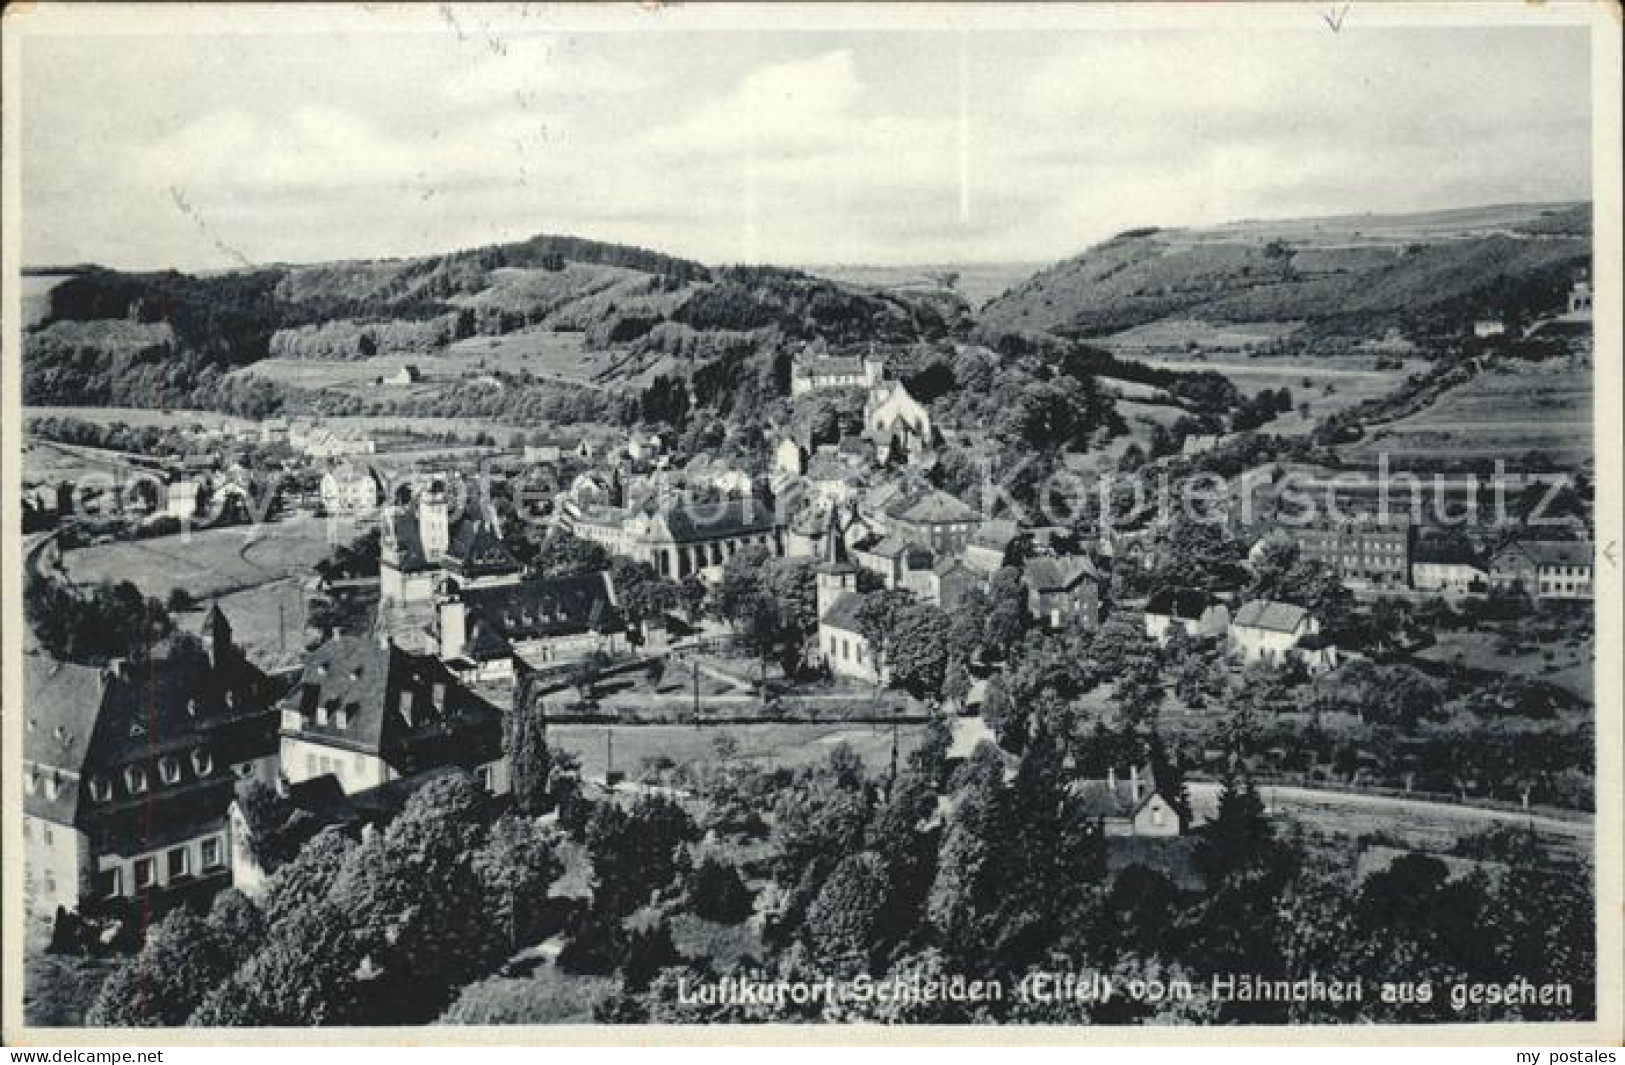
[1107,766,1117,792]
[1130,765,1142,803]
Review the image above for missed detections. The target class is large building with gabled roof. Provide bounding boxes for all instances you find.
[21,606,281,922]
[277,632,508,798]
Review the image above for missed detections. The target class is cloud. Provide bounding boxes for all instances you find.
[440,36,652,108]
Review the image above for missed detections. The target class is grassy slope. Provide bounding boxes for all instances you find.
[981,203,1590,340]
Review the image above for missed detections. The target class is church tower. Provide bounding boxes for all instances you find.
[201,602,234,670]
[815,507,857,620]
[420,482,451,560]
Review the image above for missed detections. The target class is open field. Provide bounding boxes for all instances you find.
[1136,354,1428,436]
[233,329,607,396]
[1345,366,1592,465]
[805,262,1044,311]
[25,406,253,433]
[1415,629,1595,702]
[1100,317,1306,352]
[58,514,355,602]
[546,721,929,783]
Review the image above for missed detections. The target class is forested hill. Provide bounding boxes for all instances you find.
[22,235,969,413]
[979,202,1591,343]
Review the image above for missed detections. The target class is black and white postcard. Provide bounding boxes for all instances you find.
[2,1,1620,1045]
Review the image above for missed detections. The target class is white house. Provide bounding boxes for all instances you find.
[1230,599,1331,669]
[166,480,203,522]
[320,463,385,516]
[1144,587,1230,644]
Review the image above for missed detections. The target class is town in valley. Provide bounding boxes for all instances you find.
[9,13,1605,1032]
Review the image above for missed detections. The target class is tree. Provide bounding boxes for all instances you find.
[503,696,552,816]
[586,794,700,916]
[804,851,891,977]
[189,900,365,1026]
[89,907,244,1026]
[1193,763,1276,888]
[885,602,955,701]
[474,814,563,949]
[688,856,754,924]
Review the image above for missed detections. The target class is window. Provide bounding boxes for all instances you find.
[124,766,148,795]
[134,857,155,890]
[43,824,54,845]
[159,756,181,784]
[475,765,492,792]
[191,748,213,776]
[167,846,190,880]
[89,777,111,802]
[200,837,222,869]
[97,868,122,898]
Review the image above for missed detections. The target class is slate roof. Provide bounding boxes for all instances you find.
[1023,555,1099,593]
[1145,586,1219,621]
[1413,540,1485,567]
[444,514,521,577]
[1232,599,1312,633]
[463,573,623,644]
[23,619,280,829]
[653,497,777,543]
[384,508,430,571]
[277,635,503,777]
[820,591,869,633]
[890,489,977,525]
[1511,540,1593,569]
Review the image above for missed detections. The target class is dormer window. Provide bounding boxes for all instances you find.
[159,756,181,785]
[124,766,148,795]
[317,704,329,726]
[89,777,112,802]
[191,749,213,776]
[26,770,39,795]
[45,773,62,801]
[186,698,200,718]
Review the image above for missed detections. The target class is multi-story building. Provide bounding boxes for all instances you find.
[881,488,980,555]
[436,572,628,685]
[813,511,882,685]
[1023,555,1101,630]
[790,349,884,397]
[1488,539,1593,600]
[864,381,935,465]
[319,462,385,516]
[1290,517,1414,588]
[1411,541,1488,594]
[277,633,509,798]
[380,487,523,605]
[22,607,280,923]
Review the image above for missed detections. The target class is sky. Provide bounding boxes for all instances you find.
[16,7,1594,271]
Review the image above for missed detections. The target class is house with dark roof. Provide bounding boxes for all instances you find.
[884,488,980,554]
[437,572,627,685]
[1071,764,1183,838]
[21,606,281,922]
[920,557,983,612]
[277,633,508,799]
[1023,555,1101,629]
[1230,599,1331,669]
[1488,539,1593,600]
[1144,586,1231,644]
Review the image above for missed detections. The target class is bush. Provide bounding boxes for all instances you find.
[688,857,753,925]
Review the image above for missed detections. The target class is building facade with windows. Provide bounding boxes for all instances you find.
[1290,517,1414,588]
[277,633,509,798]
[21,607,279,922]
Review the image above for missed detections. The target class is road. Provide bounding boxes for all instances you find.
[1186,780,1591,851]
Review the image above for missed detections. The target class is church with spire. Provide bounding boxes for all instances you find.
[813,507,882,684]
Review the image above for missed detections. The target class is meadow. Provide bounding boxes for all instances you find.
[1345,365,1592,465]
